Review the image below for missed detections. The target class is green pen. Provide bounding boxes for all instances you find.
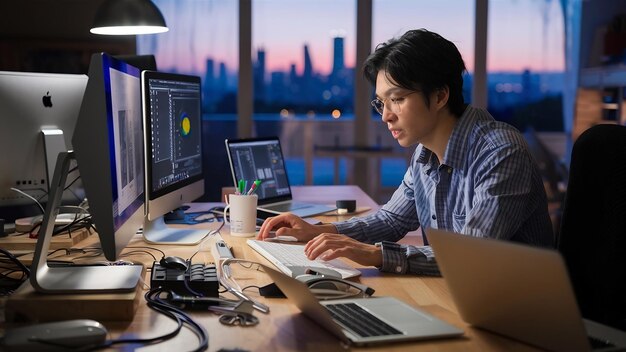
[238,179,245,194]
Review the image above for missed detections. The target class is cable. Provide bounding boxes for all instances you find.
[126,246,166,258]
[10,187,45,214]
[83,289,186,351]
[189,217,225,262]
[144,288,208,351]
[219,258,270,314]
[0,248,30,295]
[63,174,81,190]
[120,250,158,262]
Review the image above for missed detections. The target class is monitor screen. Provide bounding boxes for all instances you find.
[226,137,292,203]
[0,71,87,218]
[147,74,203,198]
[73,52,144,260]
[141,71,205,245]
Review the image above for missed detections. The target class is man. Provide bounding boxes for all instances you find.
[258,29,554,276]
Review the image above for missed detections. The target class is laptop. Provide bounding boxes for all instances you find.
[225,137,335,218]
[427,228,626,352]
[260,262,463,346]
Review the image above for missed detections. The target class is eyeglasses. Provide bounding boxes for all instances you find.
[370,91,417,116]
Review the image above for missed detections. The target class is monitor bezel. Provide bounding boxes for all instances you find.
[141,71,206,221]
[225,136,293,205]
[73,52,144,261]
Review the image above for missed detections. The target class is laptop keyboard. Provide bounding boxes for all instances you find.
[588,336,616,349]
[325,302,402,338]
[247,240,361,279]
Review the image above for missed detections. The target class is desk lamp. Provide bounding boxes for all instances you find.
[90,0,168,35]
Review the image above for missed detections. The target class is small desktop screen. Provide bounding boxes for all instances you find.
[141,71,205,245]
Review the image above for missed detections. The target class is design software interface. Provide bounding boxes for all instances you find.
[230,140,290,199]
[148,78,202,193]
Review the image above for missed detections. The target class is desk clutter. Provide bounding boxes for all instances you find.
[0,226,93,252]
[150,261,219,298]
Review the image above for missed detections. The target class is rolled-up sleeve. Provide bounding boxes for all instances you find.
[333,151,421,243]
[378,241,441,276]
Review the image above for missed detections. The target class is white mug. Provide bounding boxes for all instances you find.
[224,194,258,237]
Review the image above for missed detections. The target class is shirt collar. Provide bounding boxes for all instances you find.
[416,105,474,172]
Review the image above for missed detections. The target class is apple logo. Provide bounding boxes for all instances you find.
[42,91,53,107]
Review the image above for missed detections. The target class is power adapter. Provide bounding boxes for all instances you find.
[150,261,219,297]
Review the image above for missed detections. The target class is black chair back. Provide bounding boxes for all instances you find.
[558,124,626,330]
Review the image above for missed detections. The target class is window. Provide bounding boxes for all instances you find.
[252,0,357,186]
[372,0,475,199]
[487,0,565,132]
[137,1,239,201]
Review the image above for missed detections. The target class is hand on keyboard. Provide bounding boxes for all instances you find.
[246,239,361,279]
[257,213,322,242]
[304,233,384,268]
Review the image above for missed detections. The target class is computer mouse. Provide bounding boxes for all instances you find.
[1,319,108,351]
[295,274,343,290]
[160,256,188,271]
[305,266,342,278]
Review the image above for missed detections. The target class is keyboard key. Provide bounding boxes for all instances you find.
[247,240,361,279]
[325,303,402,337]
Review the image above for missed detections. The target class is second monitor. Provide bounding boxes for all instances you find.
[141,71,206,244]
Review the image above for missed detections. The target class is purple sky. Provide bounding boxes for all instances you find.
[141,0,564,76]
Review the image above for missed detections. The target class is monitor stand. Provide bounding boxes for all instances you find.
[142,216,209,245]
[30,151,142,294]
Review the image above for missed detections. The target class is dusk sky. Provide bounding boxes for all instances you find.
[141,0,564,76]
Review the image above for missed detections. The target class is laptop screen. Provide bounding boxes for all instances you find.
[225,137,292,204]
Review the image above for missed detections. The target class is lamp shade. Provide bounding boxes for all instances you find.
[91,0,168,35]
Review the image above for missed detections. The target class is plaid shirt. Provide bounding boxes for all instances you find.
[333,105,554,276]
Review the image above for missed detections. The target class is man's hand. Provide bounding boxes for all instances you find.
[257,213,335,242]
[304,234,383,267]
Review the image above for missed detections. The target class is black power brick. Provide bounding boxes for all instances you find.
[150,261,219,297]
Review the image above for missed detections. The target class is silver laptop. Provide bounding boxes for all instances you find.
[261,263,463,346]
[427,228,626,352]
[225,137,335,218]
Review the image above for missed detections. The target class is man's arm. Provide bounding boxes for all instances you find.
[378,241,441,276]
[333,156,422,243]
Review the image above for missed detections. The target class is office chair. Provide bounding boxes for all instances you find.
[558,124,626,331]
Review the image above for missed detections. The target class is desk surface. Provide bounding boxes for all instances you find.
[4,185,539,351]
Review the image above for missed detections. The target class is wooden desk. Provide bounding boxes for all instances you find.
[3,185,539,351]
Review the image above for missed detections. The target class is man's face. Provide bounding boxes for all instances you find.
[374,71,441,148]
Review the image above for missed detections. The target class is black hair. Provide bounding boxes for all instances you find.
[363,29,467,117]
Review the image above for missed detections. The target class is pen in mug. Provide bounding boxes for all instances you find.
[237,179,245,195]
[247,180,262,195]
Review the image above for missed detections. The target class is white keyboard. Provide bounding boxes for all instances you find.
[247,239,361,279]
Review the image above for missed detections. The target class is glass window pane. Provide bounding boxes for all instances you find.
[137,1,239,201]
[372,0,474,199]
[373,0,475,108]
[137,0,238,118]
[487,0,565,132]
[252,0,356,185]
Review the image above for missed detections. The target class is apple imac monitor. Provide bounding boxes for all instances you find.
[141,71,206,244]
[0,71,87,219]
[30,53,144,293]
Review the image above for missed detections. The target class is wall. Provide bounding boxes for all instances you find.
[0,0,136,73]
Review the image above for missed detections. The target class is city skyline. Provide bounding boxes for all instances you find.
[141,0,565,77]
[198,34,563,119]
